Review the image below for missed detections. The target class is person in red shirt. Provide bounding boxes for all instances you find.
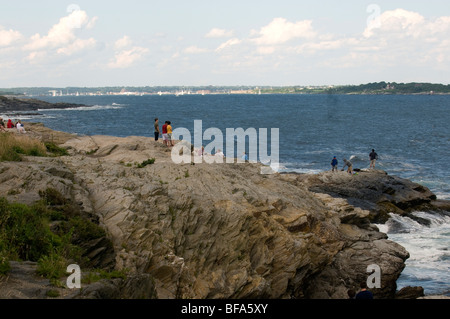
[7,119,14,129]
[162,121,168,146]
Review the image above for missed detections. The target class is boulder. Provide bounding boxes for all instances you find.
[395,286,425,299]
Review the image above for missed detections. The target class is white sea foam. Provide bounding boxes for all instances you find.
[38,104,123,112]
[0,113,56,120]
[378,211,450,295]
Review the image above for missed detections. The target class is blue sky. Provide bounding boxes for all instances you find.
[1,0,449,87]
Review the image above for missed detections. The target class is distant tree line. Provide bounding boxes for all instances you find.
[325,82,450,94]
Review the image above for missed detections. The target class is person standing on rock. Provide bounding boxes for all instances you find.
[355,282,374,299]
[167,121,174,147]
[369,149,378,169]
[331,156,338,172]
[154,118,160,142]
[343,158,353,174]
[162,121,169,146]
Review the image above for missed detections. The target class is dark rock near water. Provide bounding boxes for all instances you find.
[395,286,425,299]
[299,169,448,224]
[0,95,88,112]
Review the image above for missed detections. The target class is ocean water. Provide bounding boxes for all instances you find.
[5,94,450,296]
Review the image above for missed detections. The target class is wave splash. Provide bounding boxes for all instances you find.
[377,211,450,296]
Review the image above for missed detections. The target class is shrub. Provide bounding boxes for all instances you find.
[0,200,54,261]
[39,188,67,206]
[0,252,11,276]
[45,142,69,156]
[37,250,68,279]
[137,158,156,168]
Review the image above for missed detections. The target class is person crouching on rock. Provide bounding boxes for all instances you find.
[331,156,338,172]
[342,158,353,174]
[16,120,26,133]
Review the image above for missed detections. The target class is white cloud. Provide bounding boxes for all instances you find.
[114,36,133,50]
[183,46,209,54]
[26,51,47,64]
[25,10,97,51]
[86,16,98,30]
[205,28,234,38]
[108,46,149,69]
[252,18,316,45]
[256,46,275,55]
[0,27,22,47]
[363,8,450,39]
[57,38,97,55]
[215,38,241,52]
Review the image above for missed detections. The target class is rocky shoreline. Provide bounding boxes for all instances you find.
[0,95,87,115]
[1,123,449,299]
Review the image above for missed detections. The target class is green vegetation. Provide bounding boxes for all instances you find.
[86,148,99,155]
[0,134,47,161]
[136,158,156,168]
[82,269,128,284]
[0,134,69,162]
[0,188,108,280]
[45,142,69,156]
[262,82,450,95]
[46,289,60,298]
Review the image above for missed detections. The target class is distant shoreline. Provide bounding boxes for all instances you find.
[2,82,450,97]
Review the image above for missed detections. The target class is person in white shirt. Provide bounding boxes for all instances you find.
[16,120,26,133]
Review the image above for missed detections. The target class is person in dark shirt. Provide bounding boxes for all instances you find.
[154,118,160,141]
[355,282,374,299]
[369,149,378,169]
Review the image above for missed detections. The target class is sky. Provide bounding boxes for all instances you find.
[0,0,449,87]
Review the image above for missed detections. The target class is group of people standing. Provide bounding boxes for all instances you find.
[0,118,26,133]
[331,149,379,174]
[154,118,174,147]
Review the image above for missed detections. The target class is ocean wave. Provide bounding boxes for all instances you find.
[38,104,123,112]
[435,192,450,200]
[0,113,57,120]
[281,168,323,174]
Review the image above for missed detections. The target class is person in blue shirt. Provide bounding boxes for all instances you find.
[242,152,249,162]
[331,156,338,172]
[355,282,374,299]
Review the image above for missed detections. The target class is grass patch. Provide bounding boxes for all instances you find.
[0,133,54,161]
[136,158,156,168]
[86,148,99,155]
[82,269,128,284]
[45,142,69,156]
[46,289,60,298]
[0,188,110,279]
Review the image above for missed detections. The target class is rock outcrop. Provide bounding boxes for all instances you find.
[0,95,87,114]
[295,170,449,224]
[4,125,444,299]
